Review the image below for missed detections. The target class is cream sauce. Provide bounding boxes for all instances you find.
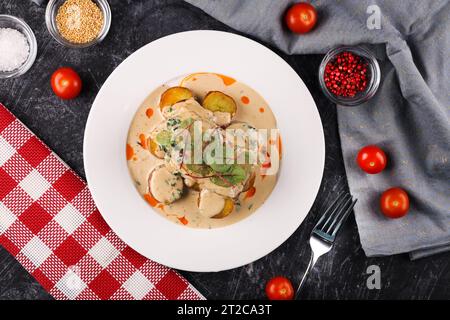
[149,165,183,204]
[127,73,280,228]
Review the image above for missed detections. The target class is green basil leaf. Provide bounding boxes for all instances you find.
[229,165,247,184]
[186,164,212,176]
[210,176,231,187]
[210,165,247,187]
[209,163,232,173]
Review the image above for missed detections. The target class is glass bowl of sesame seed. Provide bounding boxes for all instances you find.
[45,0,111,48]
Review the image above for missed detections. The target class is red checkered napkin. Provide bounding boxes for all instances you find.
[0,104,204,300]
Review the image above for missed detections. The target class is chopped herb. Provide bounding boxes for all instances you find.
[180,118,194,128]
[167,118,181,128]
[156,130,172,146]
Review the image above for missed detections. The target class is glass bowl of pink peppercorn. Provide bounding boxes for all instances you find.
[319,46,381,106]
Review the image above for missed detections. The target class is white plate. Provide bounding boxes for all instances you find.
[84,31,324,272]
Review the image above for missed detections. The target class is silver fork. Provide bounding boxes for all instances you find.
[296,192,357,297]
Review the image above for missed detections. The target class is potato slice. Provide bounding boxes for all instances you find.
[159,87,193,111]
[212,198,235,219]
[202,91,237,115]
[148,166,183,204]
[197,189,234,219]
[148,137,165,159]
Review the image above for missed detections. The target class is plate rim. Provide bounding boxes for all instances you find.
[83,30,325,272]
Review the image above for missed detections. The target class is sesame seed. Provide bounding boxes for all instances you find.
[56,0,104,44]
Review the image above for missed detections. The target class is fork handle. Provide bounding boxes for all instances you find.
[295,252,316,298]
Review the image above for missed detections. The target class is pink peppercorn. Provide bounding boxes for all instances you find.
[324,51,369,98]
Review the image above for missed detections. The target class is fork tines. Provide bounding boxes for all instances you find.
[313,192,357,241]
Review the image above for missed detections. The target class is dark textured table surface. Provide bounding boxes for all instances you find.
[0,0,449,300]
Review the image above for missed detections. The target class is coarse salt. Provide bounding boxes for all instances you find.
[0,28,30,72]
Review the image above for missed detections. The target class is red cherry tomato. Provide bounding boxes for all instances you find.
[285,2,318,34]
[51,67,82,100]
[380,187,410,219]
[265,276,294,300]
[357,145,387,174]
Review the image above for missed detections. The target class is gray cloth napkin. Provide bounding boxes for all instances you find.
[186,0,450,259]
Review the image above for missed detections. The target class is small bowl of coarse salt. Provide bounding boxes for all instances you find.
[0,15,37,79]
[46,0,111,48]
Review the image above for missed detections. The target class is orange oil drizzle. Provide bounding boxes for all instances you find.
[180,73,236,87]
[126,144,134,160]
[177,216,189,225]
[278,135,283,160]
[241,96,250,104]
[145,108,154,118]
[139,133,147,149]
[244,187,256,200]
[143,193,159,207]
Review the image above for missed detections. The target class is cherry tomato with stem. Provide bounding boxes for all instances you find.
[265,276,294,300]
[285,2,318,34]
[51,67,82,100]
[380,187,410,219]
[357,145,387,174]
